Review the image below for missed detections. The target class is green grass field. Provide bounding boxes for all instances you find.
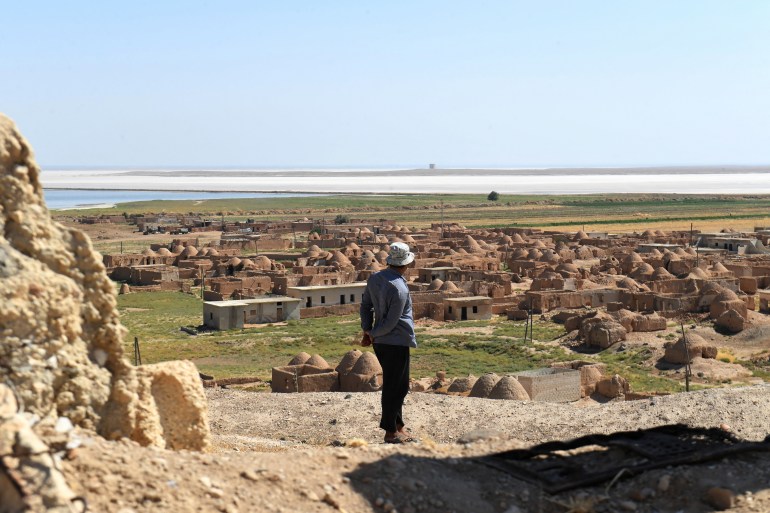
[118,291,698,394]
[57,192,770,232]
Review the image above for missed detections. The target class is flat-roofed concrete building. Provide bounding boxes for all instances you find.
[286,282,367,308]
[203,296,301,330]
[444,296,493,321]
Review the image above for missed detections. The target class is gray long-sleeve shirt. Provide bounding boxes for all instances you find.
[360,268,417,348]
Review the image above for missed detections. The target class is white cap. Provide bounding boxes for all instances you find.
[386,242,415,266]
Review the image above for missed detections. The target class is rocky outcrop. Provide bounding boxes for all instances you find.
[0,384,77,513]
[0,113,209,450]
[579,317,627,349]
[596,374,630,398]
[715,308,747,333]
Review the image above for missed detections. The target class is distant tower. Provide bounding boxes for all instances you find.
[429,163,436,170]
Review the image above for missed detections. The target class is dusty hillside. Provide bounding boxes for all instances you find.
[59,386,770,513]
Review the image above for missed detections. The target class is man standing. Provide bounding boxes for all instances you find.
[360,242,417,443]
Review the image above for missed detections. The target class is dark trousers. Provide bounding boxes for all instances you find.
[373,343,410,432]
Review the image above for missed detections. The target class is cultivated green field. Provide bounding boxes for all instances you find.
[118,291,684,394]
[59,193,770,232]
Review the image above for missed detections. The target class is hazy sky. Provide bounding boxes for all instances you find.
[2,1,769,168]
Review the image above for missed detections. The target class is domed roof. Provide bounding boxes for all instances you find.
[714,288,739,302]
[623,252,644,264]
[351,351,381,375]
[539,250,561,263]
[650,267,674,280]
[329,251,352,266]
[636,263,654,273]
[556,262,580,273]
[688,267,711,279]
[156,247,172,256]
[527,249,543,260]
[440,280,460,292]
[488,376,529,400]
[574,230,589,240]
[469,373,500,398]
[335,350,362,375]
[427,278,444,291]
[511,248,528,260]
[180,246,198,257]
[306,354,330,369]
[172,244,185,254]
[254,255,272,268]
[288,352,311,365]
[617,277,646,291]
[141,248,156,256]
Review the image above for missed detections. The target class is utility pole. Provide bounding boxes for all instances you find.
[681,321,691,392]
[690,222,693,247]
[440,199,444,238]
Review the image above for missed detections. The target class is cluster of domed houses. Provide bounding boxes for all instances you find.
[100,220,770,400]
[103,221,770,337]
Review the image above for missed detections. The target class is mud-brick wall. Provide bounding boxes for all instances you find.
[412,302,443,321]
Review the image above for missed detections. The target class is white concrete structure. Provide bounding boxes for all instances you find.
[286,282,367,308]
[203,296,301,330]
[444,296,493,321]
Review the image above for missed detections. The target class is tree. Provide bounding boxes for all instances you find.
[334,214,350,224]
[487,191,500,201]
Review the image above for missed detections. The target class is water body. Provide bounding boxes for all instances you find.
[43,189,318,210]
[40,166,770,198]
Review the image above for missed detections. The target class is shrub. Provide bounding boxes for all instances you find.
[487,191,500,201]
[334,214,350,224]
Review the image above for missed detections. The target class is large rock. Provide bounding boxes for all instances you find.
[0,384,76,513]
[715,308,747,333]
[579,318,627,349]
[596,374,630,398]
[0,114,209,450]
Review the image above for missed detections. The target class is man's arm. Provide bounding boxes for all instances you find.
[360,282,374,332]
[369,284,407,339]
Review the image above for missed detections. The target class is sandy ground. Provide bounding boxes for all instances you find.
[60,386,770,513]
[41,168,770,195]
